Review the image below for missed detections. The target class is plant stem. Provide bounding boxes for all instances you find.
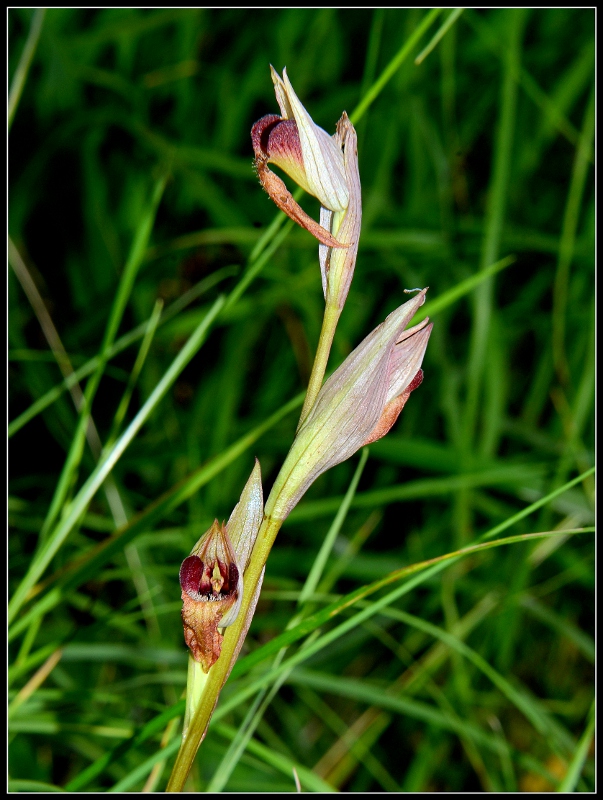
[297,302,341,429]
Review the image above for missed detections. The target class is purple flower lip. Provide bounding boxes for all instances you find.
[251,115,301,166]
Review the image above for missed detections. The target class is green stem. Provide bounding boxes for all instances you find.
[297,302,341,429]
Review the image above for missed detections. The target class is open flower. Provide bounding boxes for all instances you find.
[180,460,263,672]
[252,67,362,308]
[267,290,432,521]
[251,66,357,250]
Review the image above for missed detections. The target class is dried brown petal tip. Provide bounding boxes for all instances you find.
[362,369,425,446]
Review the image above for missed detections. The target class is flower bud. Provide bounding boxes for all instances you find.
[318,113,361,309]
[267,290,432,521]
[179,460,263,672]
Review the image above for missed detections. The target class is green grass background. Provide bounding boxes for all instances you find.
[9,8,594,792]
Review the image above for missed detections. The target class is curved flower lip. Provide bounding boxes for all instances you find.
[251,67,352,249]
[267,289,432,521]
[252,115,309,194]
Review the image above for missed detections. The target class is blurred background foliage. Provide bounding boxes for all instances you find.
[9,8,594,793]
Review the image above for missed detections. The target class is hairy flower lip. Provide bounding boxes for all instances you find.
[179,461,263,670]
[251,114,284,155]
[251,116,301,166]
[251,116,304,185]
[180,520,241,671]
[253,156,348,249]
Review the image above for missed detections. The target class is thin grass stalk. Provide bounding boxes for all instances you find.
[8,8,45,128]
[463,9,526,455]
[552,86,595,386]
[36,172,168,543]
[8,296,224,625]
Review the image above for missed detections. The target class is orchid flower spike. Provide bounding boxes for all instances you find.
[179,460,263,672]
[251,67,361,269]
[267,290,432,521]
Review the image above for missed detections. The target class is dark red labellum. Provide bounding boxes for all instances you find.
[180,554,239,599]
[251,114,282,158]
[407,369,424,393]
[228,562,239,592]
[180,555,203,596]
